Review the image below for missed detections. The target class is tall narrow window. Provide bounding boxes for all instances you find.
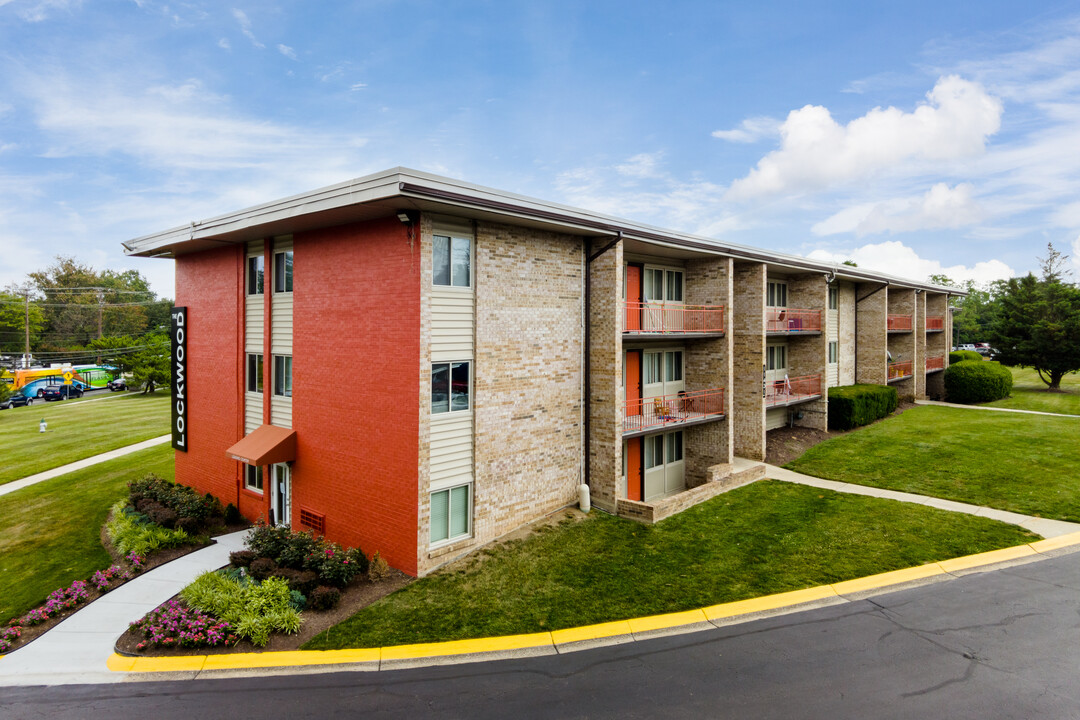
[430,484,471,543]
[433,235,471,287]
[247,353,263,393]
[665,271,684,302]
[431,361,470,413]
[644,353,662,384]
[665,431,683,463]
[644,269,664,301]
[767,281,788,308]
[247,256,264,295]
[828,287,839,310]
[828,341,839,364]
[274,355,292,397]
[665,351,683,382]
[244,464,263,492]
[274,251,293,293]
[644,435,664,469]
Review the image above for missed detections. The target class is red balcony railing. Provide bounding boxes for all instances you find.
[888,360,913,379]
[926,315,944,331]
[765,374,822,407]
[888,314,913,331]
[766,308,821,333]
[622,387,725,433]
[623,302,725,334]
[925,355,945,372]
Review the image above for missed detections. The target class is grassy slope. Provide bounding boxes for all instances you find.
[983,367,1080,415]
[305,481,1035,649]
[788,405,1080,520]
[0,392,169,486]
[0,443,174,621]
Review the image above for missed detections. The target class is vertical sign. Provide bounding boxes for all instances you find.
[171,307,188,451]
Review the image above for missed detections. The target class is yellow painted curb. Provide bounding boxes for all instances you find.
[937,544,1038,573]
[106,653,137,672]
[551,620,633,645]
[831,563,944,596]
[381,632,553,660]
[127,655,208,673]
[203,648,380,669]
[703,585,838,621]
[1030,531,1080,554]
[628,608,710,634]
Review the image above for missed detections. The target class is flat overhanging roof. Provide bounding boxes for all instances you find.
[122,166,965,296]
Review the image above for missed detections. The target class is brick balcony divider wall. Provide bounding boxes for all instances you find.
[684,256,735,486]
[732,261,767,461]
[925,292,949,399]
[786,274,829,431]
[588,239,623,513]
[915,290,927,398]
[855,283,888,385]
[888,287,917,401]
[838,281,857,386]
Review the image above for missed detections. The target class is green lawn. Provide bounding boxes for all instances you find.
[0,391,169,486]
[0,443,174,621]
[305,480,1035,650]
[982,366,1080,415]
[787,405,1080,521]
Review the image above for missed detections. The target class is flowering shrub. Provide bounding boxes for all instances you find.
[129,600,238,650]
[180,571,302,647]
[17,579,92,627]
[305,544,366,588]
[91,565,133,590]
[244,521,368,587]
[0,625,22,652]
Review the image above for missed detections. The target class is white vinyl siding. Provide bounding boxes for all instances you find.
[430,217,475,363]
[827,286,840,387]
[270,237,293,428]
[245,242,265,433]
[766,407,788,431]
[430,412,474,489]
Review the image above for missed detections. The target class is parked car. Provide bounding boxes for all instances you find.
[0,390,34,409]
[40,384,84,401]
[107,377,127,391]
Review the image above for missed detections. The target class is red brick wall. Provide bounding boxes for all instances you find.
[293,217,421,575]
[174,246,247,515]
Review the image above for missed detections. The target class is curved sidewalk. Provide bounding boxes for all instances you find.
[914,399,1080,418]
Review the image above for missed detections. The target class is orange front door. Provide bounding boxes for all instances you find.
[625,350,641,416]
[626,438,643,501]
[626,264,643,331]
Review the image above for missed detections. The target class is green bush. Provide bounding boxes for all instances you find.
[827,384,899,430]
[944,360,1013,404]
[244,521,368,587]
[180,571,302,647]
[106,501,191,555]
[949,350,984,364]
[127,474,218,525]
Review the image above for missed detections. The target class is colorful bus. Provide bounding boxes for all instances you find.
[0,365,118,396]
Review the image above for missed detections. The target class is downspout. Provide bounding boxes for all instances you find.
[583,231,622,491]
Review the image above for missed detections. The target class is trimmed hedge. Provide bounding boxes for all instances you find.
[944,360,1013,404]
[949,350,983,364]
[828,384,899,430]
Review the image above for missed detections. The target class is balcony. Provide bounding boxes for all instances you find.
[926,315,945,332]
[623,302,725,336]
[926,355,945,373]
[766,308,821,334]
[622,387,725,436]
[765,374,823,408]
[887,314,913,332]
[888,360,913,381]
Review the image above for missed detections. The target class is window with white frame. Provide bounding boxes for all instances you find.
[244,463,263,493]
[247,353,263,393]
[274,355,292,397]
[431,361,470,414]
[828,341,839,364]
[433,235,471,287]
[643,267,684,302]
[665,351,683,383]
[430,484,471,544]
[665,431,683,463]
[644,431,683,470]
[247,256,264,295]
[828,286,839,310]
[274,251,293,293]
[644,434,664,470]
[767,281,788,308]
[767,344,787,372]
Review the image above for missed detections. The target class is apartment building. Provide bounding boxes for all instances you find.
[125,168,956,576]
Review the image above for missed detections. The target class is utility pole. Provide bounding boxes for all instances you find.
[24,287,30,369]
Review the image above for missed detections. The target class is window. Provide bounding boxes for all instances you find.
[643,267,684,302]
[665,351,683,383]
[644,353,663,384]
[767,281,788,308]
[274,355,292,397]
[430,484,470,544]
[247,353,263,393]
[247,256,264,295]
[433,235,471,287]
[274,251,293,293]
[828,341,839,364]
[665,431,683,463]
[767,345,787,371]
[665,270,683,302]
[431,361,470,413]
[828,287,839,310]
[244,464,263,493]
[644,434,664,470]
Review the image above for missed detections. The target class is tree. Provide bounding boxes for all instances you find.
[990,244,1080,390]
[128,333,170,393]
[0,287,47,354]
[86,335,139,375]
[0,381,11,404]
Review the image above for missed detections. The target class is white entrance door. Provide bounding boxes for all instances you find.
[642,350,685,401]
[272,463,291,528]
[643,431,685,501]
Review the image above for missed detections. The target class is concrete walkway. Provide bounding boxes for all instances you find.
[733,457,1080,539]
[0,530,249,687]
[0,435,171,498]
[914,399,1080,418]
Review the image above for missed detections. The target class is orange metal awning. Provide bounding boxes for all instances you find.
[226,425,296,466]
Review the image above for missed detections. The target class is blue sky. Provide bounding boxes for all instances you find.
[2,0,1080,298]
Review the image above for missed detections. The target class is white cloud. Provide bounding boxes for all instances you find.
[807,240,1014,286]
[218,37,231,50]
[726,76,1003,201]
[812,183,984,237]
[614,152,664,179]
[277,44,296,60]
[231,8,264,49]
[711,116,781,143]
[2,0,81,22]
[349,82,367,91]
[1072,235,1080,277]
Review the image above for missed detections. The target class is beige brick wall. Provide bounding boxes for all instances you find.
[732,261,766,460]
[855,283,887,385]
[887,288,916,401]
[837,281,857,386]
[588,239,623,512]
[786,274,828,430]
[915,291,927,398]
[416,214,434,575]
[925,292,949,399]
